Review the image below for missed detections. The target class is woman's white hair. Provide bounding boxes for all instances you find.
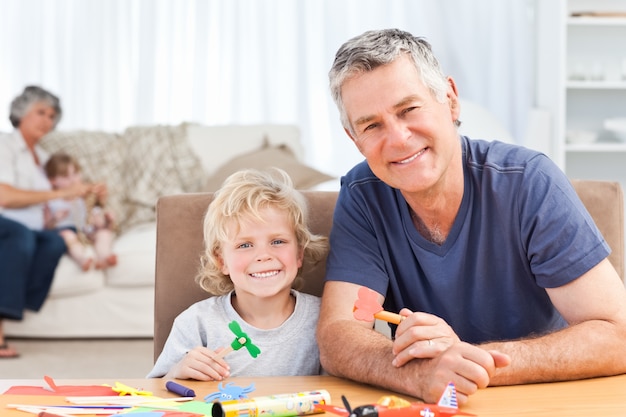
[9,85,62,128]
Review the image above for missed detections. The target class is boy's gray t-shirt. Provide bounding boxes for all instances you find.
[148,289,320,378]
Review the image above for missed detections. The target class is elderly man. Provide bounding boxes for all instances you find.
[317,28,626,404]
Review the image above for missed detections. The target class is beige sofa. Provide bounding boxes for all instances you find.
[152,181,624,360]
[2,99,552,339]
[4,123,333,338]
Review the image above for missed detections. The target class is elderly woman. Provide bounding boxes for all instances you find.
[0,86,90,358]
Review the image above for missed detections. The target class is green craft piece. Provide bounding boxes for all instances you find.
[227,320,261,358]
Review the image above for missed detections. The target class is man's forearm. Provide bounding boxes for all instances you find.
[485,320,626,385]
[319,319,426,398]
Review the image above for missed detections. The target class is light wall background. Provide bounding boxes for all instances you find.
[0,0,535,177]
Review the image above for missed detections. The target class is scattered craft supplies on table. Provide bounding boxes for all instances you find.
[7,397,203,416]
[2,376,200,416]
[2,377,332,417]
[5,392,330,416]
[319,382,473,417]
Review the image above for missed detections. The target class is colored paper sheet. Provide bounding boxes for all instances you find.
[117,412,205,417]
[3,385,117,396]
[119,400,213,416]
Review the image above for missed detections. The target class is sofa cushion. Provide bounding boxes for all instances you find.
[119,124,205,231]
[186,124,304,177]
[50,255,106,298]
[106,222,157,287]
[204,142,335,191]
[40,130,128,228]
[43,124,205,235]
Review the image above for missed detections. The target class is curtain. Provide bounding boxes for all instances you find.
[0,0,534,177]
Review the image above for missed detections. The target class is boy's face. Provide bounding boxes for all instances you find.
[218,206,304,300]
[50,164,82,189]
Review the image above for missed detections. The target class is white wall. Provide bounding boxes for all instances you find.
[0,0,535,178]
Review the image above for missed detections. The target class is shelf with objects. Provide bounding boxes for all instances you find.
[536,0,626,279]
[564,13,626,153]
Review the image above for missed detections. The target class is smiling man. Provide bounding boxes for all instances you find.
[317,28,626,405]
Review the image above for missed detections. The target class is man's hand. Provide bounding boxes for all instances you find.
[391,309,460,365]
[413,343,511,404]
[319,281,512,404]
[390,308,510,403]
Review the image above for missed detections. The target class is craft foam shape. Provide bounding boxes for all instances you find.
[217,320,261,359]
[353,286,403,324]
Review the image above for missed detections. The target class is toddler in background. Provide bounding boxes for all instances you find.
[148,168,328,380]
[44,152,117,271]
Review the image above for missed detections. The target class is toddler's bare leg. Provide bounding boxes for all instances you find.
[60,229,92,271]
[93,229,117,269]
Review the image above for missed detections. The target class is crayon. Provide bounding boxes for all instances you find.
[166,380,196,397]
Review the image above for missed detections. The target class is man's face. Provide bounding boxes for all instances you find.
[340,54,461,193]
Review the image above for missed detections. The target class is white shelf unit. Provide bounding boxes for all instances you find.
[566,81,626,89]
[536,0,626,275]
[565,16,626,152]
[537,0,626,170]
[564,10,626,186]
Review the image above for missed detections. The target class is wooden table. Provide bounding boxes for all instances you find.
[1,374,626,416]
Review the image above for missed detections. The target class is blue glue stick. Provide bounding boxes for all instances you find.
[166,380,196,397]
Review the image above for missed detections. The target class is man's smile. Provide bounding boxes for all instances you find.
[395,148,427,165]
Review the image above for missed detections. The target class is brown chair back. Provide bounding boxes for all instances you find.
[153,181,624,361]
[153,191,338,361]
[571,180,624,280]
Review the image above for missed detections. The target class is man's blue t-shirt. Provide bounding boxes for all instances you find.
[326,136,610,344]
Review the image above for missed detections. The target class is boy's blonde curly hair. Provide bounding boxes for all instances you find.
[195,168,329,295]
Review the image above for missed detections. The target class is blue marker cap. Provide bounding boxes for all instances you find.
[166,380,196,397]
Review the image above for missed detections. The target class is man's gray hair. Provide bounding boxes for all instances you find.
[9,85,63,128]
[329,29,449,133]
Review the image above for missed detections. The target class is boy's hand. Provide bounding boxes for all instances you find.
[165,346,231,381]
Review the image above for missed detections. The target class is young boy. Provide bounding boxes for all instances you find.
[147,168,328,379]
[44,152,117,271]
